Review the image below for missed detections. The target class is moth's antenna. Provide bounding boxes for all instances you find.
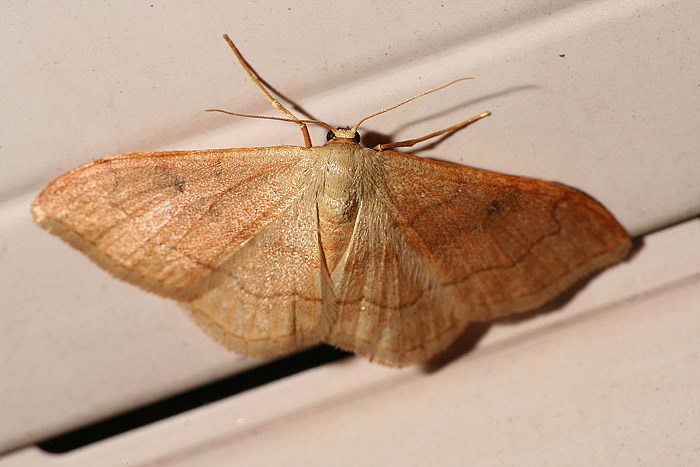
[374,111,491,151]
[222,34,313,148]
[351,78,474,133]
[205,109,336,132]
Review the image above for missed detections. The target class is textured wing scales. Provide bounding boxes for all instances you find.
[327,196,463,366]
[185,191,335,356]
[31,147,311,301]
[328,150,630,367]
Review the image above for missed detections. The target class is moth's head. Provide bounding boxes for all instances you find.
[325,127,361,146]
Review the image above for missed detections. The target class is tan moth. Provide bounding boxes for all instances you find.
[31,35,631,367]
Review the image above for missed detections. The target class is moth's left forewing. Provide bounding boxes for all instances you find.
[31,146,313,301]
[327,149,630,367]
[376,150,631,321]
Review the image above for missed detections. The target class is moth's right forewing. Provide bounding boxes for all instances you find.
[378,150,632,321]
[31,146,311,301]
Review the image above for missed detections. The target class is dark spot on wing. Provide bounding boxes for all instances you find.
[174,177,186,193]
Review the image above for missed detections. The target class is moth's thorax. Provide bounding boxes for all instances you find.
[317,141,362,198]
[314,141,375,273]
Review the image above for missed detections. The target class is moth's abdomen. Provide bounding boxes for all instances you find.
[316,145,362,274]
[317,192,358,274]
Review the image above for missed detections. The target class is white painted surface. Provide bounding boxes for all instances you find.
[1,0,699,461]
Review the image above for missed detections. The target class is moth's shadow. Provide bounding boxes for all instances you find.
[261,83,538,153]
[360,129,395,150]
[421,236,643,373]
[355,85,538,154]
[378,85,538,154]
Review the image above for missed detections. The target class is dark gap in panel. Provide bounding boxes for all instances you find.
[38,346,351,454]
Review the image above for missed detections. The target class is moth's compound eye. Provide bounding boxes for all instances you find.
[353,132,361,143]
[326,130,336,141]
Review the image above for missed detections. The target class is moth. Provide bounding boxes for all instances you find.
[31,35,631,367]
